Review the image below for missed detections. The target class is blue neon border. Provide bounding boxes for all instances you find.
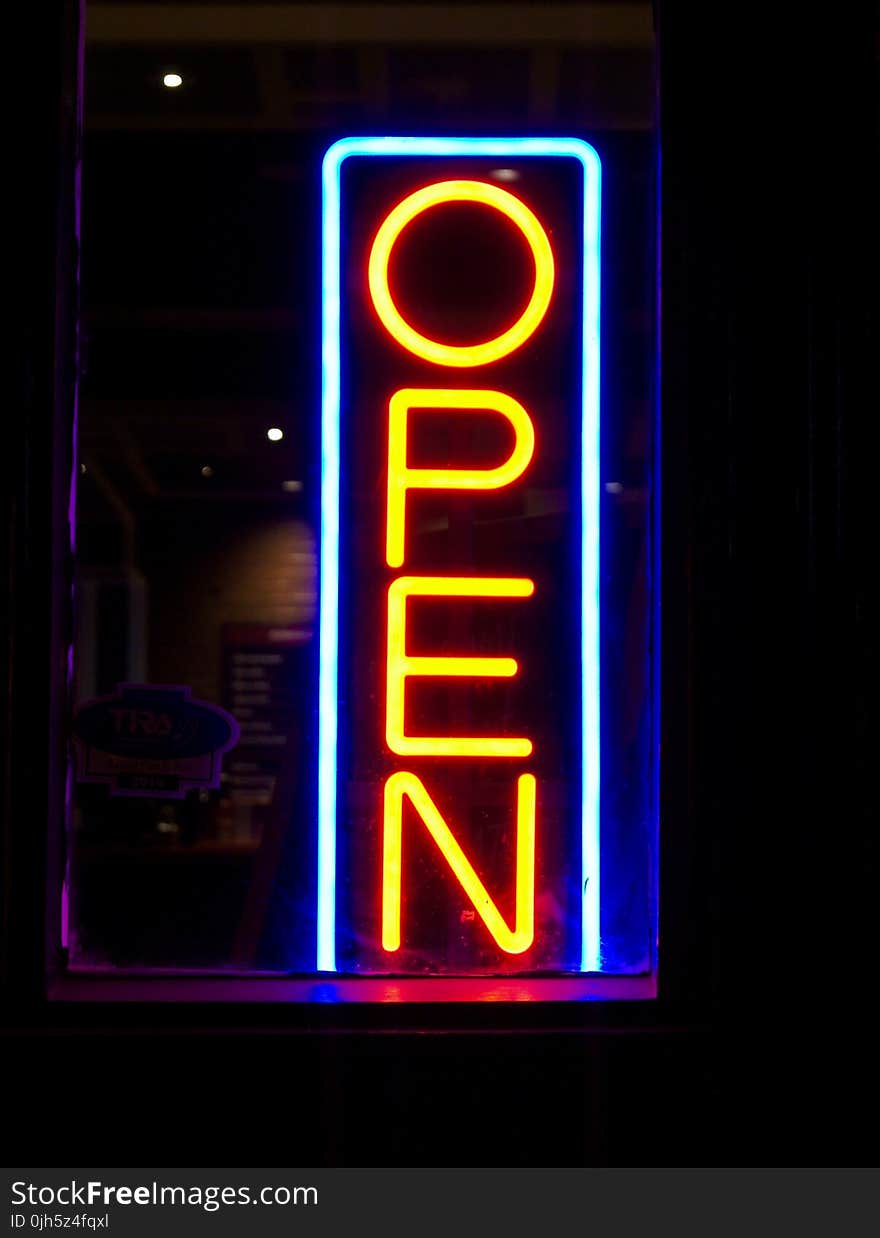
[318,135,601,973]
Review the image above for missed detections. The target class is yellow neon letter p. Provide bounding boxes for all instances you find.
[386,388,535,569]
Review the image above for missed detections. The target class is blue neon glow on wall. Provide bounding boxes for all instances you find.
[319,135,601,973]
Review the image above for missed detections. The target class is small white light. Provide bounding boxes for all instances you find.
[201,465,214,478]
[605,481,623,494]
[267,427,284,442]
[282,480,302,493]
[163,73,183,89]
[490,168,520,182]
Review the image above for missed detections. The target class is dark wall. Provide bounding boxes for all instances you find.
[2,1,875,1166]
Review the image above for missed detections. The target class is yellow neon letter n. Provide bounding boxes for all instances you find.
[386,389,535,569]
[382,771,536,954]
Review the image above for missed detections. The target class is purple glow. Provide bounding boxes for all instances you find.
[62,751,75,951]
[60,867,70,951]
[49,973,657,1003]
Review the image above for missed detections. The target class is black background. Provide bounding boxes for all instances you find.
[3,1,875,1165]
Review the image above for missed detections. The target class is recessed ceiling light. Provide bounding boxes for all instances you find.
[201,465,214,478]
[490,168,520,182]
[282,480,302,493]
[267,427,284,442]
[163,73,183,89]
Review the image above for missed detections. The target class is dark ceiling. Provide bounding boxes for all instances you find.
[80,3,653,521]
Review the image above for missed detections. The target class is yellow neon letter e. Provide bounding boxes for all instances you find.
[386,575,534,758]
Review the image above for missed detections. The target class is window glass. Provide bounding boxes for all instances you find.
[70,1,657,982]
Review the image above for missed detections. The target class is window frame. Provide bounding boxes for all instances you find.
[9,0,701,1029]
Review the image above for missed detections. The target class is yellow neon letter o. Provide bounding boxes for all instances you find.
[368,179,555,367]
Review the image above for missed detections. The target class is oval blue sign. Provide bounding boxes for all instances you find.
[73,683,239,761]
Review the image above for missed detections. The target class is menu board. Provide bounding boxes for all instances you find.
[222,624,311,811]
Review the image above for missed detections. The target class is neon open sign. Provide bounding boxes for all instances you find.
[320,137,601,974]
